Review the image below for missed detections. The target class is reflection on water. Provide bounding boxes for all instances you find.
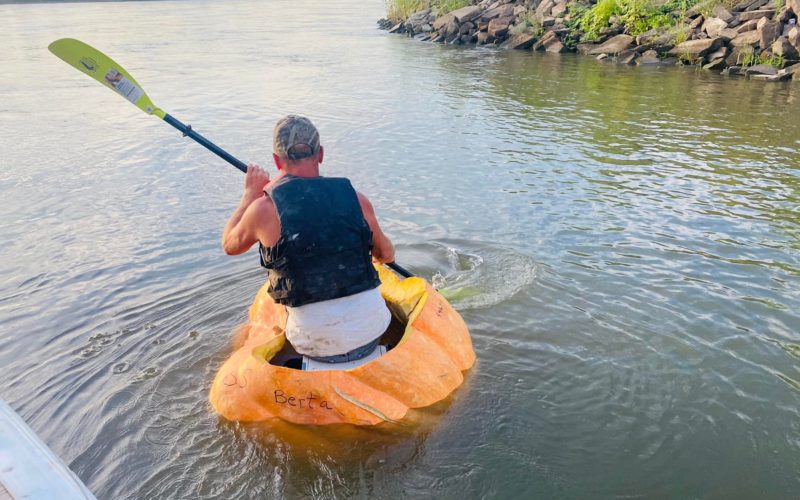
[1,0,799,497]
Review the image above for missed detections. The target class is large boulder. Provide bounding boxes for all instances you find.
[487,17,512,38]
[713,4,735,22]
[587,34,635,55]
[533,30,558,50]
[788,26,800,50]
[718,28,739,41]
[730,30,762,47]
[433,13,456,31]
[739,9,774,21]
[788,0,800,15]
[501,32,536,49]
[405,10,432,32]
[482,4,514,20]
[773,37,800,58]
[703,17,730,38]
[757,17,781,48]
[535,0,555,20]
[668,37,724,60]
[736,19,759,33]
[451,5,482,23]
[545,38,567,52]
[636,27,675,52]
[745,63,778,75]
[617,49,639,64]
[551,2,568,17]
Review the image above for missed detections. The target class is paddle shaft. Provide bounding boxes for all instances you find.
[163,113,413,277]
[163,113,247,172]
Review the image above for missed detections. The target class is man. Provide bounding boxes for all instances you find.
[221,115,395,363]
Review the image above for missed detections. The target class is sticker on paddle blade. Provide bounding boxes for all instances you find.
[103,68,143,104]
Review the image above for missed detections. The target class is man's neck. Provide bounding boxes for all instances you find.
[284,162,320,178]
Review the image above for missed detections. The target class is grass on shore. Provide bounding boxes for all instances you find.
[384,0,471,22]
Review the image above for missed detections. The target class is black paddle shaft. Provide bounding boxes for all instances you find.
[163,113,247,172]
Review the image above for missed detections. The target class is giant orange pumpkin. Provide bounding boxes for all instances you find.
[209,265,475,425]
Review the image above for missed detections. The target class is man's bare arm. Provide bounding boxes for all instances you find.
[222,164,270,255]
[357,192,395,264]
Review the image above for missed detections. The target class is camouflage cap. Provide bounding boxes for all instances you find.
[273,115,320,161]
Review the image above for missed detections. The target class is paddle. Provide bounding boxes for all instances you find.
[48,38,414,279]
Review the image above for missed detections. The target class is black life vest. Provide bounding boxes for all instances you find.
[258,175,380,307]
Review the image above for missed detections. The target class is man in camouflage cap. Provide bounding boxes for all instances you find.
[222,115,395,364]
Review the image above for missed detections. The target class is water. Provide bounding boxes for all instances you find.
[1,0,799,497]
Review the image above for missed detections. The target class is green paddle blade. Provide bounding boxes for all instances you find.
[48,38,165,119]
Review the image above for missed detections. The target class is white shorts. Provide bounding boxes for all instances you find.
[285,287,391,357]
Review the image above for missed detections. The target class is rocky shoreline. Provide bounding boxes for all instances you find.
[378,0,800,82]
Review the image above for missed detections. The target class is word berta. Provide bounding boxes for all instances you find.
[273,390,333,410]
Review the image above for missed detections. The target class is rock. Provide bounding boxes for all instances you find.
[389,22,405,34]
[460,21,476,34]
[433,13,455,31]
[718,28,739,41]
[542,16,556,27]
[668,37,724,60]
[533,30,558,50]
[703,57,728,68]
[713,4,735,22]
[739,9,774,21]
[637,55,662,64]
[746,63,779,74]
[617,49,639,64]
[576,43,595,54]
[789,26,800,49]
[777,6,793,23]
[587,34,635,55]
[731,0,759,10]
[459,33,474,44]
[757,17,781,48]
[773,37,800,57]
[689,15,706,30]
[501,32,536,49]
[405,10,432,32]
[431,32,446,42]
[551,2,568,17]
[722,65,745,75]
[708,45,731,60]
[413,33,431,41]
[482,4,515,20]
[730,30,762,46]
[545,38,567,52]
[641,49,659,58]
[736,19,759,33]
[445,19,461,37]
[535,0,555,20]
[788,0,800,15]
[726,45,752,65]
[476,31,490,44]
[377,18,393,29]
[636,28,675,52]
[451,5,482,23]
[749,72,793,80]
[513,5,527,16]
[703,17,730,37]
[742,0,769,10]
[487,17,511,38]
[596,53,609,60]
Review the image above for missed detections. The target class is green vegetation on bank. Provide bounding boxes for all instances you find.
[574,0,693,40]
[385,0,471,22]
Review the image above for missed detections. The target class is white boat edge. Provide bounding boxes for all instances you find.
[0,399,96,500]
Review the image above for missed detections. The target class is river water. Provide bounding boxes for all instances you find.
[1,0,799,498]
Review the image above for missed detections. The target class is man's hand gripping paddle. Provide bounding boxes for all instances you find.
[48,38,413,278]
